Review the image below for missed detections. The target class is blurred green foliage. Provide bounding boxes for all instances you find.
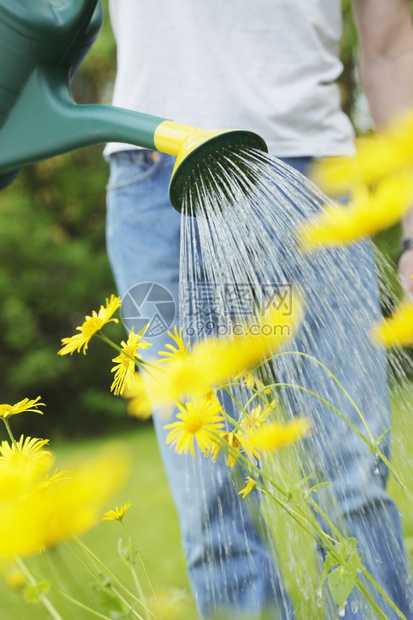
[0,2,404,438]
[0,1,133,438]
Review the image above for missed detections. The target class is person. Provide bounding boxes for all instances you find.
[104,1,413,618]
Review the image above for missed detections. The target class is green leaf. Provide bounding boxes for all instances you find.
[328,562,359,608]
[23,580,51,603]
[97,585,125,615]
[321,538,362,608]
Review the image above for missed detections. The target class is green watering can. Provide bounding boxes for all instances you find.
[0,0,267,211]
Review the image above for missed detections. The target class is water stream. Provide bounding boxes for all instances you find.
[177,149,413,618]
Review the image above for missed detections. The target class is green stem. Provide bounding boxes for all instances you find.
[119,523,151,620]
[97,332,160,375]
[73,538,152,616]
[267,351,375,442]
[3,417,17,445]
[15,558,64,620]
[358,567,407,620]
[47,586,121,620]
[264,379,407,491]
[120,522,159,607]
[137,551,158,606]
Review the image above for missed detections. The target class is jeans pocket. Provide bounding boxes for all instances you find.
[106,150,163,191]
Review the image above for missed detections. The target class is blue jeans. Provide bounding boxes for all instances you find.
[106,150,413,619]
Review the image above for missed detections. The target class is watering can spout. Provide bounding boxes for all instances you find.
[0,64,168,173]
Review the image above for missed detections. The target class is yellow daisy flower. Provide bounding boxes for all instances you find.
[5,567,27,590]
[238,477,257,499]
[31,468,68,495]
[151,294,303,406]
[0,396,44,419]
[241,400,276,432]
[234,369,272,394]
[247,418,312,453]
[312,109,413,194]
[208,431,244,467]
[0,436,54,497]
[58,294,121,356]
[0,435,51,467]
[102,501,132,522]
[110,327,151,396]
[372,301,413,347]
[164,398,225,457]
[123,372,152,420]
[0,446,130,560]
[298,173,413,251]
[158,327,191,363]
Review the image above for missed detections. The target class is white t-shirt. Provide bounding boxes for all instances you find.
[104,0,355,158]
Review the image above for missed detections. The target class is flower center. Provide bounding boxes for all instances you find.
[81,317,104,338]
[183,414,203,434]
[0,405,12,418]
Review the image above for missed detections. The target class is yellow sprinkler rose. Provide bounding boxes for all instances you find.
[0,447,130,560]
[58,294,121,355]
[372,301,413,347]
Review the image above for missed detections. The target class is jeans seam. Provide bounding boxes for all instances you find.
[106,156,163,191]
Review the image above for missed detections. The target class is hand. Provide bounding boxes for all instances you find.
[398,249,413,298]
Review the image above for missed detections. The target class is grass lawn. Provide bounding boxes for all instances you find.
[1,381,412,620]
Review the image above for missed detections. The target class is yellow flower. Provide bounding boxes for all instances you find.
[123,372,152,420]
[208,431,244,467]
[5,567,27,590]
[372,301,413,347]
[102,501,132,522]
[110,327,151,396]
[241,400,276,432]
[158,327,191,363]
[0,436,54,497]
[298,173,413,251]
[0,446,130,560]
[247,418,312,453]
[205,426,260,466]
[0,435,52,470]
[238,477,257,499]
[164,398,225,457]
[313,109,413,194]
[0,396,44,419]
[151,294,303,406]
[31,468,68,494]
[58,295,121,355]
[234,369,272,394]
